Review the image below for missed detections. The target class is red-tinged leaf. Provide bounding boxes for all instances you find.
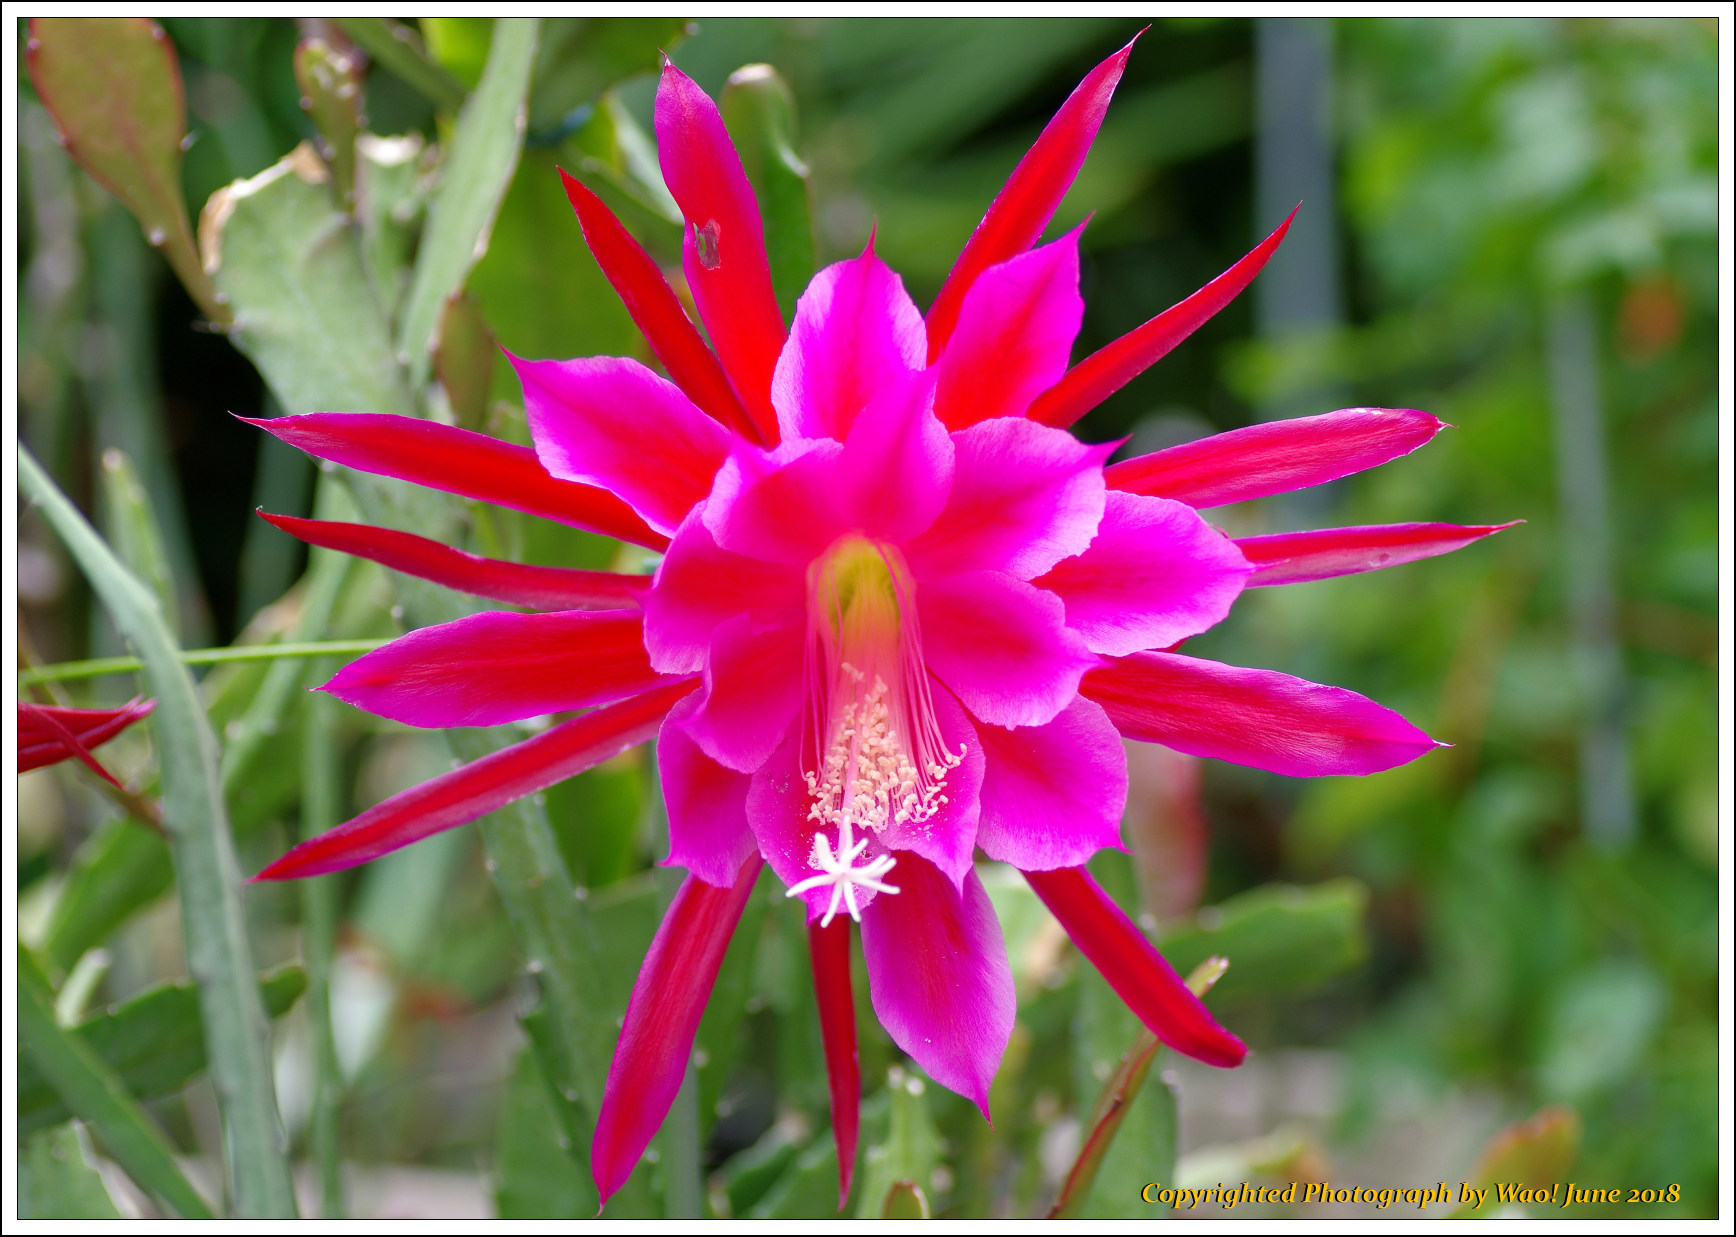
[809,917,860,1211]
[17,702,128,787]
[1024,865,1245,1068]
[1237,520,1521,587]
[253,679,696,880]
[258,511,650,609]
[561,170,761,444]
[26,18,227,323]
[1106,407,1447,509]
[655,62,786,444]
[593,856,763,1208]
[1027,207,1296,428]
[242,413,669,550]
[924,33,1139,363]
[1082,650,1443,778]
[1048,956,1228,1218]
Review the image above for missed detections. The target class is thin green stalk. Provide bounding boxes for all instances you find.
[18,639,390,686]
[19,946,214,1219]
[20,446,299,1218]
[300,661,346,1219]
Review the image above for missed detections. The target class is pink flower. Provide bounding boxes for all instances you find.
[18,698,155,788]
[252,41,1510,1209]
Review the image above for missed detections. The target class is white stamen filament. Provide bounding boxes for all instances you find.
[786,537,966,924]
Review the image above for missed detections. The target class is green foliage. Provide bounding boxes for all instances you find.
[15,16,1716,1220]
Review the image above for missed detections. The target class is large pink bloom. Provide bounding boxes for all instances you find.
[253,43,1509,1210]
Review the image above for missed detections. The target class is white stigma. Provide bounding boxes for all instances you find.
[784,813,900,928]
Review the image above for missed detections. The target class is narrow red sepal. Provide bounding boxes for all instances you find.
[1105,407,1447,509]
[1023,865,1245,1068]
[244,413,669,550]
[1237,520,1521,587]
[560,170,762,444]
[259,511,650,610]
[925,33,1139,362]
[593,856,763,1207]
[808,916,860,1211]
[1026,207,1296,428]
[253,680,695,881]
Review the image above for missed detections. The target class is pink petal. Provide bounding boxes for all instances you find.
[1027,208,1295,428]
[258,512,649,610]
[702,438,846,566]
[1081,651,1444,777]
[560,169,760,443]
[771,242,926,442]
[1105,407,1447,509]
[656,61,785,444]
[834,368,954,543]
[593,856,762,1207]
[322,609,672,728]
[254,680,696,880]
[1034,491,1251,656]
[934,225,1084,431]
[904,417,1112,582]
[243,413,668,550]
[658,692,757,888]
[918,570,1100,729]
[642,510,805,674]
[974,696,1127,871]
[682,612,805,773]
[859,856,1015,1117]
[513,353,732,537]
[1024,865,1244,1067]
[1238,520,1521,587]
[924,34,1138,361]
[808,918,860,1211]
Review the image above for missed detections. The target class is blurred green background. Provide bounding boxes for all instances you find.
[16,16,1719,1219]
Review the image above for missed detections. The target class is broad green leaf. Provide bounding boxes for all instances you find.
[1157,878,1371,1002]
[750,1127,848,1219]
[529,18,689,134]
[100,447,179,645]
[200,143,416,420]
[19,1125,123,1219]
[43,819,173,975]
[464,145,640,377]
[25,17,227,323]
[20,965,308,1136]
[354,133,430,324]
[335,18,467,113]
[299,662,346,1219]
[19,946,215,1218]
[294,38,364,209]
[722,64,815,319]
[422,18,495,90]
[855,1066,942,1218]
[435,291,496,429]
[713,1120,805,1218]
[396,17,539,392]
[1450,1106,1581,1217]
[19,448,298,1217]
[496,1044,595,1218]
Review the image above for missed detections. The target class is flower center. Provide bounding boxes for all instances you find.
[784,536,964,924]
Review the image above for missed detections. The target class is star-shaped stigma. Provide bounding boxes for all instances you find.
[784,816,901,927]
